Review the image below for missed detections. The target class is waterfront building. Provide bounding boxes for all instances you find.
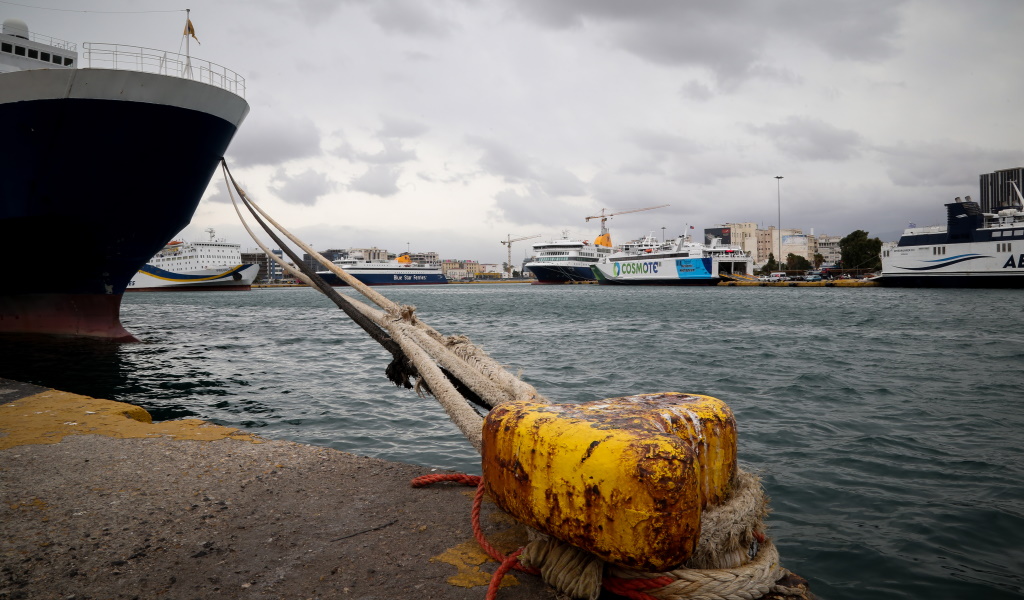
[440,259,482,279]
[815,235,842,267]
[707,223,759,261]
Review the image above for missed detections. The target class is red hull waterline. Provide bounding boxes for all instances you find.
[0,294,138,342]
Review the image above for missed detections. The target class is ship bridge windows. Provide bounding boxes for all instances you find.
[1,42,73,66]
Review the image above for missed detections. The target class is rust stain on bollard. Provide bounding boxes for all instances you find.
[481,392,737,572]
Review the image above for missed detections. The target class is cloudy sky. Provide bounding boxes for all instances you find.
[11,0,1024,263]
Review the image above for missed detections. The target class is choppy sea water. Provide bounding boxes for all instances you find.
[3,284,1023,600]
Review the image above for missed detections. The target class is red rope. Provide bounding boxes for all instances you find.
[412,472,540,600]
[410,472,481,487]
[485,548,526,600]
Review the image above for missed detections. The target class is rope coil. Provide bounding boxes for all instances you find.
[413,470,789,600]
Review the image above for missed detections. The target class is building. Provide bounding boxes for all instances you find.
[815,235,842,267]
[349,247,389,261]
[406,251,441,267]
[440,259,482,280]
[708,223,759,260]
[302,248,347,273]
[242,249,287,281]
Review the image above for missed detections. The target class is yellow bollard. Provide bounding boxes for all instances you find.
[481,392,737,572]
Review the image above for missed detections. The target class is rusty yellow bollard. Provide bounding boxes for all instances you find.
[481,392,737,572]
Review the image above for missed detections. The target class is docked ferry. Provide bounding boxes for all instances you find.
[524,232,614,284]
[316,254,448,286]
[0,17,248,339]
[127,229,258,292]
[591,233,753,285]
[880,191,1024,288]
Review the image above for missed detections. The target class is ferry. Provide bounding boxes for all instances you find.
[316,253,448,286]
[524,232,613,284]
[127,229,258,292]
[880,190,1024,288]
[591,233,754,285]
[0,17,248,339]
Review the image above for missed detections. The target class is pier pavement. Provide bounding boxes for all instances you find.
[0,378,556,599]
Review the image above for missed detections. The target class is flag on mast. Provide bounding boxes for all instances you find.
[184,19,200,44]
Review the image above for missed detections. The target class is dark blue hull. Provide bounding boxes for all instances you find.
[525,264,596,284]
[316,271,448,286]
[878,274,1024,288]
[0,69,248,338]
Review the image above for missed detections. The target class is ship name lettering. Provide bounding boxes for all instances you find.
[621,261,659,275]
[1002,255,1024,269]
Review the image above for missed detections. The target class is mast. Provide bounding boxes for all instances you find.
[183,9,193,79]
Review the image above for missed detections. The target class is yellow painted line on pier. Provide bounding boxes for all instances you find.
[0,390,260,450]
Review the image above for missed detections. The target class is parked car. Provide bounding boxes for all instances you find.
[805,275,822,282]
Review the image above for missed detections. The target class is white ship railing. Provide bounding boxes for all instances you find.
[23,31,77,52]
[81,42,245,97]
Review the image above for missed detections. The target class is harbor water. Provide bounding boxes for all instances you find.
[3,284,1022,599]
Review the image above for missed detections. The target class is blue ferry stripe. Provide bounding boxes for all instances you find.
[898,255,989,271]
[920,253,983,264]
[139,264,248,282]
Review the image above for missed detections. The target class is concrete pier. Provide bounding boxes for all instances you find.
[0,379,556,599]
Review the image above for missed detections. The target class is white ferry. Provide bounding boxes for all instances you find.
[880,189,1024,288]
[591,232,753,285]
[126,229,258,291]
[524,231,613,284]
[316,253,448,286]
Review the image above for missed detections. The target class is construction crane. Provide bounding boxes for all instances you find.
[585,204,669,246]
[500,234,541,277]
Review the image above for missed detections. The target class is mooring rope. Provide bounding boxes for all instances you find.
[222,159,796,599]
[220,161,547,451]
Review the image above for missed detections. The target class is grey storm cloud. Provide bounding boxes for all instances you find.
[509,0,906,89]
[357,139,418,164]
[367,0,456,37]
[878,142,1024,188]
[378,115,430,139]
[469,137,535,182]
[271,168,333,206]
[627,131,704,156]
[469,137,587,198]
[350,165,402,197]
[226,113,322,168]
[748,116,864,161]
[493,185,585,226]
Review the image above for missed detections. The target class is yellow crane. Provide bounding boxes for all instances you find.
[500,234,541,276]
[584,204,669,246]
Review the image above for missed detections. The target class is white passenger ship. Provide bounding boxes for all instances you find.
[126,228,258,291]
[591,232,753,285]
[880,188,1024,288]
[524,231,613,284]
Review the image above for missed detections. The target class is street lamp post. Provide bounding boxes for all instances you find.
[775,175,784,271]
